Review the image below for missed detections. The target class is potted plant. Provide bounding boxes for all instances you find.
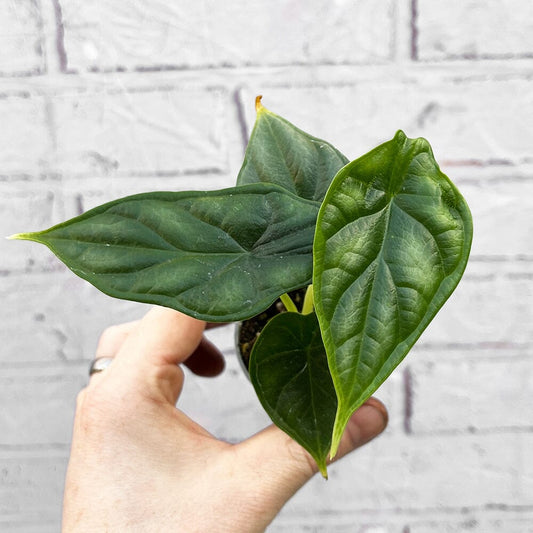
[11,97,473,477]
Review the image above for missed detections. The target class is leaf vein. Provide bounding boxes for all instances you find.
[392,201,448,274]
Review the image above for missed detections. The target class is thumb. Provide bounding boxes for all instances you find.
[236,397,388,512]
[330,397,389,462]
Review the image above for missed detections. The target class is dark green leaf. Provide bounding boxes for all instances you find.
[249,311,337,477]
[313,131,473,454]
[14,184,320,321]
[237,97,349,202]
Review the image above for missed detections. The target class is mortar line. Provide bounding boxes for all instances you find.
[51,0,68,72]
[233,88,250,155]
[403,366,414,434]
[410,0,419,61]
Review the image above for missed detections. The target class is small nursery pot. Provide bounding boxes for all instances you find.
[235,288,307,376]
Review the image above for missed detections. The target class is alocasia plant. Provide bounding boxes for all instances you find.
[12,97,473,477]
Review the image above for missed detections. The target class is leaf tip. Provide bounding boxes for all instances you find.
[318,462,329,479]
[255,95,265,113]
[394,129,433,156]
[393,129,407,145]
[7,231,44,244]
[413,135,433,155]
[7,232,29,241]
[329,406,350,460]
[329,440,340,461]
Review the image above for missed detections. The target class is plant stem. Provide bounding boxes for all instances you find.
[280,293,298,313]
[302,285,314,315]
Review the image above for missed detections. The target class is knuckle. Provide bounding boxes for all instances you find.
[96,325,121,352]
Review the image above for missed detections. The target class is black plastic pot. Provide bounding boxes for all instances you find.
[235,287,307,375]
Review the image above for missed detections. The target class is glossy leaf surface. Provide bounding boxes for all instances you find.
[249,311,337,477]
[15,184,319,321]
[237,97,349,201]
[313,131,473,454]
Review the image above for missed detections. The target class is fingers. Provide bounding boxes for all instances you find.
[90,307,206,405]
[236,397,388,506]
[114,307,206,367]
[184,337,225,377]
[205,322,227,330]
[95,320,140,357]
[94,316,225,378]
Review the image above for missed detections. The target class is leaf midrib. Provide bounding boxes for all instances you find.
[338,196,452,394]
[349,202,394,385]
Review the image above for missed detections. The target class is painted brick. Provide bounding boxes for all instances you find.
[408,513,533,532]
[416,0,533,60]
[270,520,406,532]
[51,87,227,176]
[0,1,44,76]
[0,272,145,364]
[271,513,533,532]
[59,172,234,216]
[419,259,533,347]
[1,186,65,273]
[239,78,533,166]
[289,432,533,512]
[459,177,533,258]
[0,365,85,446]
[0,94,51,176]
[0,273,72,364]
[0,523,58,533]
[61,0,393,72]
[408,356,533,433]
[0,454,66,522]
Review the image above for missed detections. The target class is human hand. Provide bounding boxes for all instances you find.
[62,307,388,532]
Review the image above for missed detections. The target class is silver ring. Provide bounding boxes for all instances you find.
[89,357,114,376]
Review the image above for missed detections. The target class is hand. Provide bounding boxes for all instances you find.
[62,307,388,532]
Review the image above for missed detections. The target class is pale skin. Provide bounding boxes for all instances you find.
[62,307,388,532]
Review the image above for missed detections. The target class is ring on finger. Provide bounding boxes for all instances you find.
[89,356,114,376]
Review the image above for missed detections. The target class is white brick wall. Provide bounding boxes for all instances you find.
[60,0,395,70]
[416,0,533,60]
[0,1,44,76]
[1,1,532,531]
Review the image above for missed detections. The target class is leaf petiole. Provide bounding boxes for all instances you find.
[280,293,298,313]
[302,285,314,315]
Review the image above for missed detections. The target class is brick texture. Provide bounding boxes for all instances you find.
[240,79,533,166]
[409,355,533,433]
[61,0,394,71]
[0,1,44,76]
[51,86,228,176]
[0,94,50,176]
[1,1,532,532]
[416,0,533,60]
